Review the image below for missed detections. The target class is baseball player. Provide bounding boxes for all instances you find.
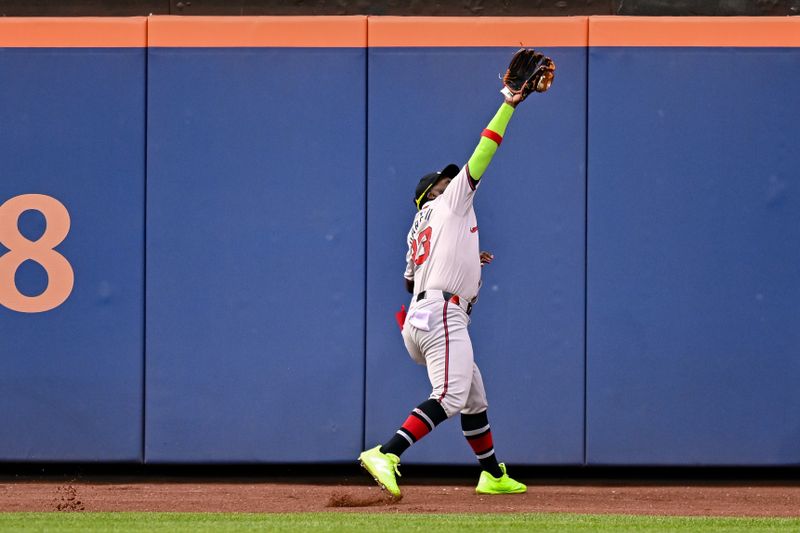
[359,50,555,497]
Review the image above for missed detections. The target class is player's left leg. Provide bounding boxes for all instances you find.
[461,364,526,494]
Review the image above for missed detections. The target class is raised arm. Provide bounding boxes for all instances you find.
[466,97,517,184]
[466,48,555,184]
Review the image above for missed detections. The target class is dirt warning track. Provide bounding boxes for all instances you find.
[2,477,800,516]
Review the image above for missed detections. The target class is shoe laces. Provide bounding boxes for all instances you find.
[388,455,402,477]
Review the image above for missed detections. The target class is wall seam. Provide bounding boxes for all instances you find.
[582,22,590,467]
[141,16,149,465]
[361,16,370,452]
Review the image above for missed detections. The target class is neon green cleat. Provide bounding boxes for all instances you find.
[358,445,402,498]
[475,463,527,495]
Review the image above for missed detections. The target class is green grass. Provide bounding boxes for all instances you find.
[1,512,799,532]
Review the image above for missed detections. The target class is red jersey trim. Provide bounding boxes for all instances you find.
[439,301,450,402]
[465,163,478,191]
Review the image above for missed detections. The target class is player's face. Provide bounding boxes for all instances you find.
[428,177,452,200]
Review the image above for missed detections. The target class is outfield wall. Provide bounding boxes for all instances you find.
[0,19,147,462]
[0,16,797,466]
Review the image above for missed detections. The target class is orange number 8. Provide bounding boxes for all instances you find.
[0,194,74,313]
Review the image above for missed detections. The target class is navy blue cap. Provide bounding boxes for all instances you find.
[414,163,459,210]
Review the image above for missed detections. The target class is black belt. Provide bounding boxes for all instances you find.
[416,290,472,315]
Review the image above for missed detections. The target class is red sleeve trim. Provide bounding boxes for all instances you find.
[481,128,503,145]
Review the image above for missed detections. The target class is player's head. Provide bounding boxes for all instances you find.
[414,163,459,210]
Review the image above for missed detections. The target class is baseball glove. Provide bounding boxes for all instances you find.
[501,48,556,100]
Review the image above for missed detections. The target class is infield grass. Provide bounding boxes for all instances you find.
[1,512,800,532]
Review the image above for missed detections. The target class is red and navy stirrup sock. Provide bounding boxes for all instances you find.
[461,410,503,478]
[381,399,448,457]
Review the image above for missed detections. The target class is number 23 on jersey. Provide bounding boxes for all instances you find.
[411,226,433,266]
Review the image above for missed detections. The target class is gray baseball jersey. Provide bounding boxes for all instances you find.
[403,165,482,303]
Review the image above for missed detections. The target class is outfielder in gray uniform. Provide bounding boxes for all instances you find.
[359,49,555,498]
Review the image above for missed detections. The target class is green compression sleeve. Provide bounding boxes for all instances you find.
[466,102,515,182]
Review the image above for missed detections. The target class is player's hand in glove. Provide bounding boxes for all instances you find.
[501,48,556,106]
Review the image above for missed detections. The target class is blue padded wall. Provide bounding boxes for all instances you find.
[145,47,366,462]
[587,47,800,465]
[0,48,146,461]
[366,47,587,465]
[5,18,799,467]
